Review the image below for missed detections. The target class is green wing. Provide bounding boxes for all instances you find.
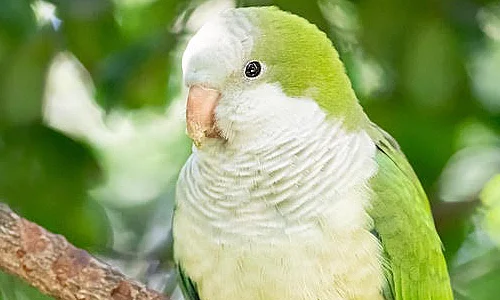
[177,264,201,300]
[368,124,453,300]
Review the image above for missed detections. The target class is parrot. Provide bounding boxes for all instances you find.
[172,6,453,300]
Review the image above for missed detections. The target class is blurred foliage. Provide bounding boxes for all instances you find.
[481,174,500,245]
[0,0,499,299]
[0,124,107,249]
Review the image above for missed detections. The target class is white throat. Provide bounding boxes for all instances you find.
[176,89,377,242]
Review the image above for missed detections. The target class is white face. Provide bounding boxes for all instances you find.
[182,11,253,90]
[182,10,325,149]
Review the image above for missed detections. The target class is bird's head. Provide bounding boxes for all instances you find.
[182,7,366,149]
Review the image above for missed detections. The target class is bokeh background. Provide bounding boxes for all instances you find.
[0,0,499,299]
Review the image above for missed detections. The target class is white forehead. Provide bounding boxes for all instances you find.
[182,10,257,88]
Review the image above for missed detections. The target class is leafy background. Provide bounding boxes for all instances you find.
[0,0,499,299]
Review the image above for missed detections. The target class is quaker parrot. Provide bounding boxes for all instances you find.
[173,6,453,300]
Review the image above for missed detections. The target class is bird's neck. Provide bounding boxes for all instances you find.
[177,118,377,242]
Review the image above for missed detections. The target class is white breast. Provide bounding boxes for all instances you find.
[173,92,385,300]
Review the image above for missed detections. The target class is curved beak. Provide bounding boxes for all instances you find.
[186,85,221,147]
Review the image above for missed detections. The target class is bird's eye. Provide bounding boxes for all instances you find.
[244,61,262,78]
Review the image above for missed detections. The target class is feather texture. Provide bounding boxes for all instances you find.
[368,124,454,300]
[173,90,386,300]
[175,6,453,300]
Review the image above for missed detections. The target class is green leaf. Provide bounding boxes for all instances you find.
[53,0,123,74]
[0,271,53,300]
[0,28,57,128]
[97,36,173,109]
[481,174,500,245]
[402,19,462,111]
[0,124,109,251]
[0,0,36,55]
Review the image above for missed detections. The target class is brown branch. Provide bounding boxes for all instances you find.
[0,203,167,300]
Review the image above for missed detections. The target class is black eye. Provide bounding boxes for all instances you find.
[244,61,262,78]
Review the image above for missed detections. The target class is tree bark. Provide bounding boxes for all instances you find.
[0,203,167,300]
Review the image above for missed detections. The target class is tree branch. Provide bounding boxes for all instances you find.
[0,203,167,300]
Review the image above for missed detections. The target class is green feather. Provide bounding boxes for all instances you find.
[177,7,454,299]
[245,8,454,297]
[243,7,368,131]
[246,9,454,297]
[368,125,453,300]
[178,264,201,300]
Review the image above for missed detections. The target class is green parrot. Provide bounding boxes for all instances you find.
[172,6,453,300]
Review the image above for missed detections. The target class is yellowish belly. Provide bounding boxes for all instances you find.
[173,207,385,300]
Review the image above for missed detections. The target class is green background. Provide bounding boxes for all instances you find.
[0,0,499,299]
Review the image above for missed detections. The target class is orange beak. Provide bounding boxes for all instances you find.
[186,85,221,147]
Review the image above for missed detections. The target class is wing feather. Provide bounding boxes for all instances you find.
[368,124,453,300]
[177,264,202,300]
